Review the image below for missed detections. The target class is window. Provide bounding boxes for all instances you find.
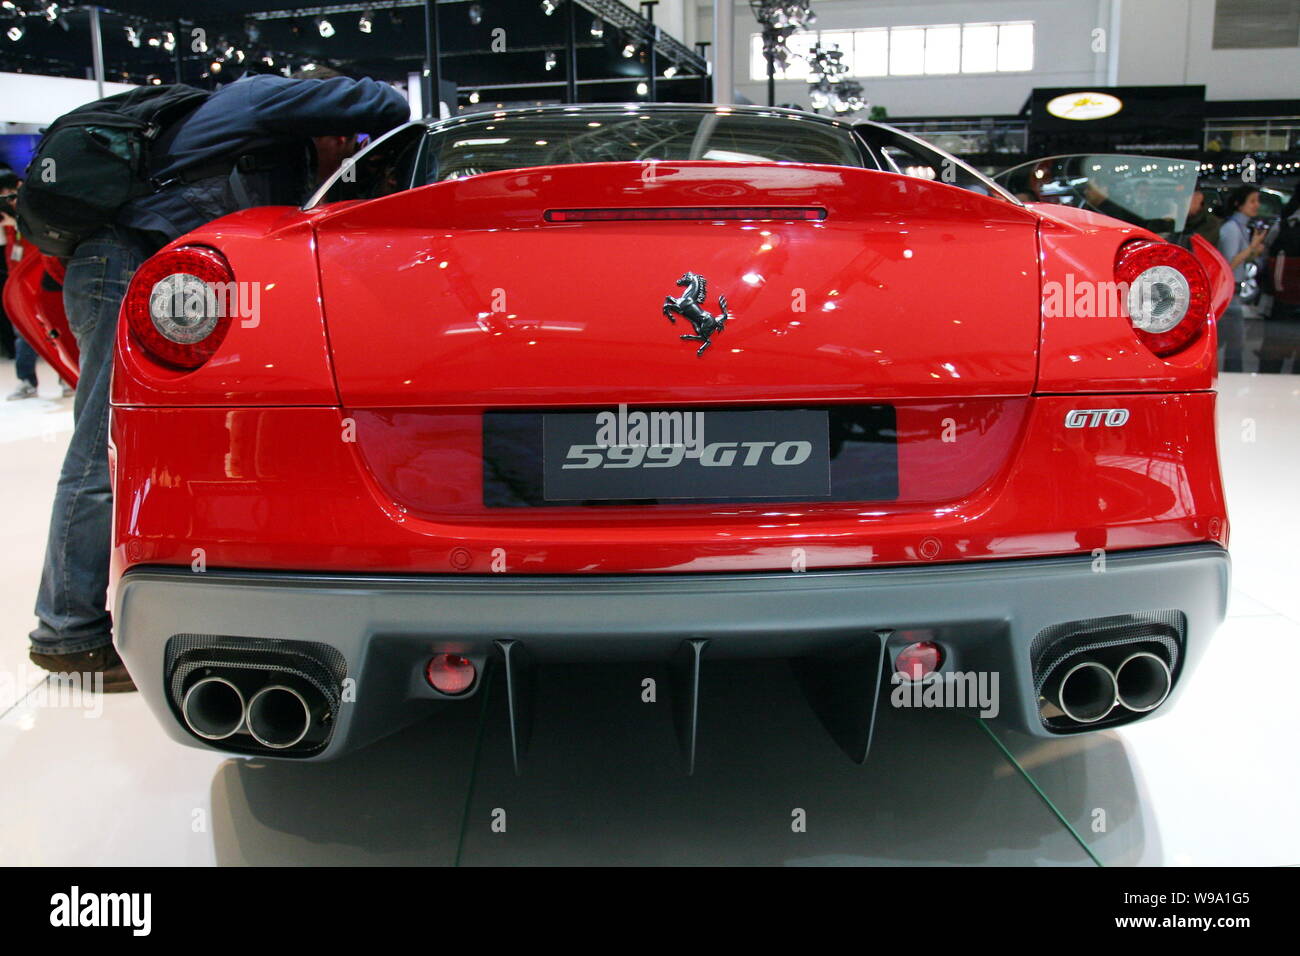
[857,125,1010,199]
[311,123,424,207]
[994,22,1035,71]
[749,21,1034,81]
[852,29,889,77]
[420,110,866,183]
[888,27,926,76]
[960,24,998,73]
[925,25,962,74]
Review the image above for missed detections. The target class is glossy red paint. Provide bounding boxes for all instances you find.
[111,209,337,407]
[108,391,1226,578]
[0,157,1224,585]
[2,251,79,387]
[349,400,1029,517]
[1190,232,1235,320]
[1031,203,1219,392]
[315,163,1044,406]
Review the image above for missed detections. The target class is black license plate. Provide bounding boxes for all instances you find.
[544,408,829,501]
[483,406,897,507]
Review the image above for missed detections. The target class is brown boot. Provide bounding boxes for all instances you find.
[29,645,137,693]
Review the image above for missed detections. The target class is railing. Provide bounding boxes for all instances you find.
[1204,117,1300,153]
[884,118,1029,156]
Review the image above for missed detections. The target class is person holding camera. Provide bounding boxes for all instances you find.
[1216,185,1269,372]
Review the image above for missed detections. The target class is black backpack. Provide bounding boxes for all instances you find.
[15,84,209,257]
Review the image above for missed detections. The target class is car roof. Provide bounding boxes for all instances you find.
[423,102,869,134]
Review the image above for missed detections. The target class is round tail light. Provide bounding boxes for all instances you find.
[123,245,235,370]
[895,641,943,681]
[1114,239,1211,357]
[425,653,477,695]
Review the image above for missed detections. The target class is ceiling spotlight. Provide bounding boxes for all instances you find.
[316,17,335,38]
[125,25,140,47]
[210,60,222,72]
[358,9,373,33]
[663,64,677,78]
[162,30,175,51]
[5,23,24,42]
[39,1,59,24]
[622,42,636,58]
[469,90,480,103]
[147,33,161,47]
[468,3,482,25]
[541,0,557,13]
[545,51,558,71]
[636,81,648,95]
[590,19,603,38]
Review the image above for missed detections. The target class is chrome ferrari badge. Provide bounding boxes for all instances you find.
[663,271,730,357]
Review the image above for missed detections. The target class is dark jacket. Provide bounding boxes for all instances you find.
[1186,208,1222,246]
[119,74,409,246]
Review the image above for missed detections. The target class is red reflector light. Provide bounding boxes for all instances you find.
[123,245,235,370]
[545,206,827,222]
[1114,239,1211,358]
[425,654,476,695]
[895,641,943,681]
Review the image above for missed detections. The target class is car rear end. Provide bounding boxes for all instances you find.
[107,107,1229,765]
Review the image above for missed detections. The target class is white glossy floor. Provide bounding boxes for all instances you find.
[1,356,1297,866]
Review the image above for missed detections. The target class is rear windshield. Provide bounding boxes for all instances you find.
[422,110,866,182]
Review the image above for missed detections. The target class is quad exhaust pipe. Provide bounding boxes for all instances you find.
[1114,651,1171,713]
[1049,650,1172,724]
[246,685,312,750]
[181,676,246,741]
[1056,661,1117,723]
[180,675,318,750]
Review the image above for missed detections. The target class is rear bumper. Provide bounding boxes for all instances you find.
[116,543,1229,761]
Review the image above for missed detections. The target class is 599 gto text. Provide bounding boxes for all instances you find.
[6,104,1232,770]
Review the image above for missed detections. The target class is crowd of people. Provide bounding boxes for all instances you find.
[1205,185,1300,373]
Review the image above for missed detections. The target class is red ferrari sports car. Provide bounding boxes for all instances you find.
[7,105,1232,769]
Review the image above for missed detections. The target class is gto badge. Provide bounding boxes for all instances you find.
[1065,408,1130,428]
[663,271,730,357]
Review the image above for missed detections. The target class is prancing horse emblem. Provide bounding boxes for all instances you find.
[663,271,730,357]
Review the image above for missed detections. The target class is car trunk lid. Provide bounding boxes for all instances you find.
[314,162,1042,407]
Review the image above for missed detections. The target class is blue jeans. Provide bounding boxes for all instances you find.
[15,334,38,386]
[29,228,148,655]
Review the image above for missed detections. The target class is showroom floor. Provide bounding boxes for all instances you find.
[1,356,1296,866]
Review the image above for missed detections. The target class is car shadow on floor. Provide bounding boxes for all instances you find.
[209,659,1154,865]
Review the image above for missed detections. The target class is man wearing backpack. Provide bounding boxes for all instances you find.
[22,70,409,691]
